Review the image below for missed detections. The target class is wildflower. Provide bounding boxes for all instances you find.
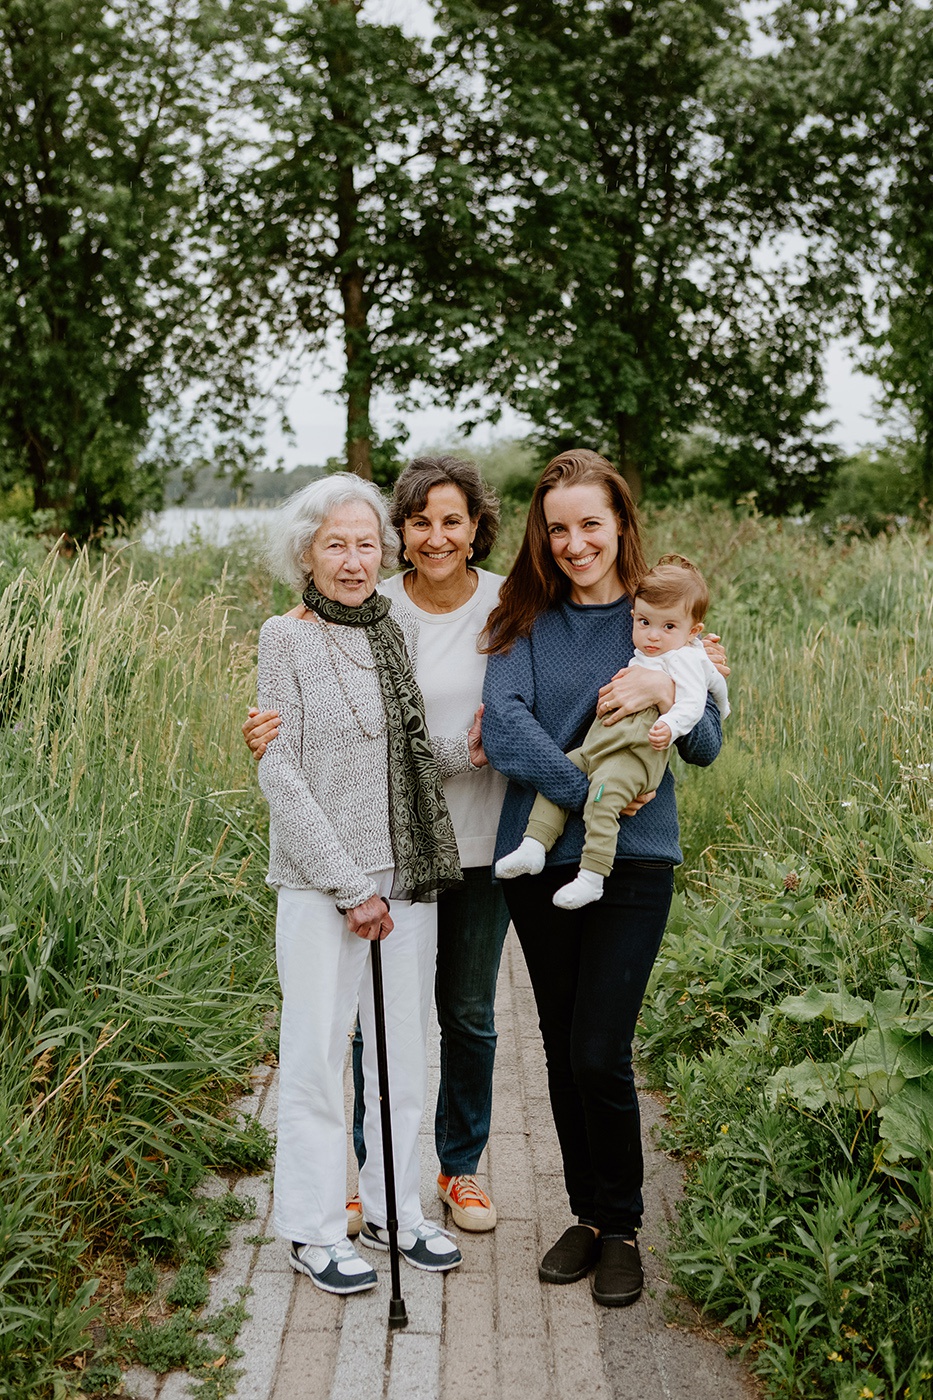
[783,871,800,892]
[720,1124,729,1134]
[859,1389,875,1398]
[828,1351,843,1363]
[841,801,853,808]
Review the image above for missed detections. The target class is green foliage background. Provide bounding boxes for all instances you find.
[3,0,933,528]
[0,525,278,1398]
[632,504,933,1400]
[2,503,932,1397]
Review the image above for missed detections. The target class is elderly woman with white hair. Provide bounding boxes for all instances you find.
[257,473,465,1294]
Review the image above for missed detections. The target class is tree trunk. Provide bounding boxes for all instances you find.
[615,411,644,501]
[342,256,373,480]
[921,392,933,503]
[14,406,73,517]
[329,0,373,480]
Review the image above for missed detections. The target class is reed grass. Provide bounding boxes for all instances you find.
[0,534,275,1398]
[2,504,931,1399]
[632,506,933,1398]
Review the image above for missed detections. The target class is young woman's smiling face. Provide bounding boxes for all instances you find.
[542,483,624,605]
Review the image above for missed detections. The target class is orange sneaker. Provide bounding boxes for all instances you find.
[436,1173,497,1232]
[346,1194,363,1238]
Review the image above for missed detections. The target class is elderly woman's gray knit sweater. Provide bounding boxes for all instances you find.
[257,609,469,910]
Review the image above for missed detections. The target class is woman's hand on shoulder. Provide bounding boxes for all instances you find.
[243,707,280,760]
[701,633,730,678]
[597,667,675,725]
[345,896,394,941]
[467,703,488,769]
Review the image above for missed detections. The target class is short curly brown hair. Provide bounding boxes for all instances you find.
[634,554,709,624]
[389,456,500,564]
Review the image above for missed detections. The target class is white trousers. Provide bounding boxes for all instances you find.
[273,876,437,1246]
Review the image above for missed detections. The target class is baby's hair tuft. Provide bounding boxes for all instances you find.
[634,554,709,625]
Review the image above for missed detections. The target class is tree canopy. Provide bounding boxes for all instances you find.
[0,0,930,531]
[0,0,260,535]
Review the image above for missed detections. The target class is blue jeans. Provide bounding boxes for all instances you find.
[503,859,674,1235]
[353,866,510,1177]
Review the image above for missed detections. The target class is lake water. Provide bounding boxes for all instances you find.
[140,506,273,548]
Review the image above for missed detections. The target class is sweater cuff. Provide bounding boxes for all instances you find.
[335,876,379,913]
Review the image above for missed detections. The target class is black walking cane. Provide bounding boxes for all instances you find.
[370,935,409,1328]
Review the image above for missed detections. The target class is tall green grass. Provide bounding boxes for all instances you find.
[2,504,931,1399]
[631,506,933,1400]
[0,531,275,1398]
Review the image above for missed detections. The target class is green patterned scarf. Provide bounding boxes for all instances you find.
[302,579,462,903]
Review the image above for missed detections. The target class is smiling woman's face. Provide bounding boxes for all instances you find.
[306,502,382,606]
[542,482,624,605]
[401,483,477,589]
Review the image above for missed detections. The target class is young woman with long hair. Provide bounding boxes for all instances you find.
[481,449,727,1307]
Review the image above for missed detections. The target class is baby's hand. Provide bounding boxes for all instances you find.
[648,719,672,751]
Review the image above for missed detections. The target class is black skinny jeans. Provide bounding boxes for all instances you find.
[503,859,674,1236]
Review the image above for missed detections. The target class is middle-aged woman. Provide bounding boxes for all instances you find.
[245,456,510,1234]
[481,448,727,1308]
[256,473,464,1295]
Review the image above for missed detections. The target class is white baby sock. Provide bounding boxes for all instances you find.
[495,837,547,879]
[552,869,604,910]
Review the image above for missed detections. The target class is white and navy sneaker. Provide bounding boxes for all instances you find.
[289,1238,378,1294]
[360,1219,462,1272]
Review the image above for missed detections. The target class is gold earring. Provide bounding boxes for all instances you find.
[467,546,474,560]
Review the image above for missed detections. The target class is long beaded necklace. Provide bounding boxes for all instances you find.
[311,611,386,741]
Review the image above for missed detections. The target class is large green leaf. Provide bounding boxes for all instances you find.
[776,986,873,1025]
[906,839,933,872]
[841,1027,933,1082]
[767,1058,842,1110]
[878,1076,933,1163]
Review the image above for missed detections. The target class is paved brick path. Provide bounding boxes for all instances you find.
[124,932,757,1400]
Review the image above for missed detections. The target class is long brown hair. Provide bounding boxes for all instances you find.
[482,449,646,655]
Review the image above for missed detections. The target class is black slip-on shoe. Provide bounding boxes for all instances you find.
[538,1224,601,1284]
[590,1236,643,1307]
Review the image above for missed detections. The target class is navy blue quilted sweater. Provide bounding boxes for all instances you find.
[482,594,722,868]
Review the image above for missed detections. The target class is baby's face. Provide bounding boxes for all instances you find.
[631,599,701,657]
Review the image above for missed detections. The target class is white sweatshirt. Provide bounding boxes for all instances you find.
[632,638,731,746]
[379,569,507,869]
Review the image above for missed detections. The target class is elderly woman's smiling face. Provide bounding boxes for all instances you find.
[306,501,383,606]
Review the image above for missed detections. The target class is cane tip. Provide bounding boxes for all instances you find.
[388,1299,408,1328]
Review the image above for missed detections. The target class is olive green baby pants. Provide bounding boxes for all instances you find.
[524,706,670,878]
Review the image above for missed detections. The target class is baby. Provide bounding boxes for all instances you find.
[495,555,730,909]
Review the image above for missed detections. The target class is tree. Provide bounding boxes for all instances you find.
[847,2,933,499]
[0,0,259,535]
[438,0,844,505]
[219,0,497,481]
[726,0,933,501]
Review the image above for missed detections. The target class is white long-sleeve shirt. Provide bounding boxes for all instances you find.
[632,639,731,746]
[379,569,506,868]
